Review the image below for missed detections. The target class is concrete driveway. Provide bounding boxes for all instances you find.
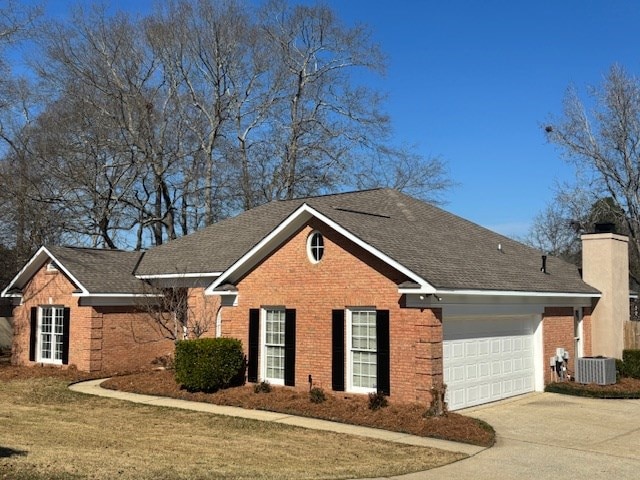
[397,392,640,480]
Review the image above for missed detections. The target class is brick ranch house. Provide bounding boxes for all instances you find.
[1,189,630,410]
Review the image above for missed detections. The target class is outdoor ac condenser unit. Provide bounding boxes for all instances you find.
[575,357,616,385]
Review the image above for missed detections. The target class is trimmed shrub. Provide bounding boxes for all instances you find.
[544,381,640,399]
[368,390,388,410]
[254,380,272,394]
[175,338,245,393]
[616,358,626,380]
[309,387,326,404]
[622,350,640,379]
[424,384,448,417]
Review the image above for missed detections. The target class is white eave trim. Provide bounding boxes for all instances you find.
[205,203,435,295]
[398,287,434,295]
[434,288,601,298]
[1,246,90,297]
[135,272,222,280]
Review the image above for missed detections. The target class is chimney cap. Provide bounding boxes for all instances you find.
[594,222,616,234]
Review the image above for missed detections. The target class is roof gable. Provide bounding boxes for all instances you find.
[205,203,436,294]
[2,246,147,297]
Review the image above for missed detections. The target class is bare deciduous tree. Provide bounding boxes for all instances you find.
[539,64,640,282]
[0,0,453,263]
[137,285,218,341]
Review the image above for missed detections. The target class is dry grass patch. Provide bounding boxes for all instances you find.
[0,371,465,480]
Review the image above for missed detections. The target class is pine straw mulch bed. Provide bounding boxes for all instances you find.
[545,376,640,398]
[102,370,495,447]
[0,363,99,382]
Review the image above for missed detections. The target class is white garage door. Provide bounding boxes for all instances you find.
[443,316,536,411]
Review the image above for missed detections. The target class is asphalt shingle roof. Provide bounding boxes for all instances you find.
[136,188,598,295]
[47,246,146,294]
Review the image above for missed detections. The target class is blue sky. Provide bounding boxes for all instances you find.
[25,1,640,238]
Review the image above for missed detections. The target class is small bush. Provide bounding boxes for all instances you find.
[309,387,326,404]
[175,338,245,393]
[424,384,448,417]
[368,390,388,410]
[622,350,640,379]
[616,358,626,380]
[544,381,640,399]
[152,354,175,370]
[254,380,272,394]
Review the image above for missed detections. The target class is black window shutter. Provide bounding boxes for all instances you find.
[61,307,71,365]
[284,309,296,386]
[247,309,260,382]
[376,310,390,395]
[332,309,345,391]
[29,307,37,362]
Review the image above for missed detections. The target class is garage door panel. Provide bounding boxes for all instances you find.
[465,342,477,356]
[502,360,512,374]
[491,381,501,396]
[451,365,465,382]
[444,316,536,411]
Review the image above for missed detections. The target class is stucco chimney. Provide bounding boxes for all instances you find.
[581,232,629,358]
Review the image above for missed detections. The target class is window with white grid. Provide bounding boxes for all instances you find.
[350,310,377,390]
[264,309,285,382]
[40,306,65,364]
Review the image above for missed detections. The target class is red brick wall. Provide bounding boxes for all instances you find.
[221,220,442,404]
[95,306,175,373]
[12,264,94,369]
[542,306,592,383]
[186,288,221,339]
[13,263,174,373]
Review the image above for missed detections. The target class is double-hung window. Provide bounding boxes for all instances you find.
[332,309,389,395]
[263,308,286,384]
[349,309,377,392]
[248,308,295,387]
[39,306,65,364]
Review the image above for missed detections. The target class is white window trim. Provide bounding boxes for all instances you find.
[260,307,285,386]
[346,308,377,394]
[46,261,59,272]
[215,309,222,338]
[574,308,584,359]
[306,230,324,264]
[37,305,64,365]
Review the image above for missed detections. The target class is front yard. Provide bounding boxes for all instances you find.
[0,366,466,480]
[104,370,495,446]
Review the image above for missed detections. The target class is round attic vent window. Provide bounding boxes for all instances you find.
[307,231,324,263]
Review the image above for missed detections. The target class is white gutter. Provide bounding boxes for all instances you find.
[136,272,222,280]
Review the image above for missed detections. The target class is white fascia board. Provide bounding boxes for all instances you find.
[434,289,601,298]
[136,272,222,280]
[205,203,435,295]
[398,287,434,295]
[1,246,89,297]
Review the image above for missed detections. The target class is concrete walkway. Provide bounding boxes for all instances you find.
[69,379,484,457]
